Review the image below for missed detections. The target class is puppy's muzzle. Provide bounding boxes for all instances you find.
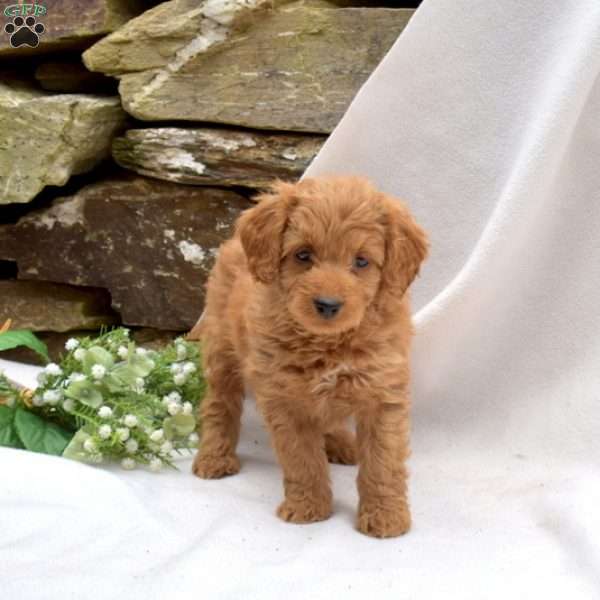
[313,297,344,320]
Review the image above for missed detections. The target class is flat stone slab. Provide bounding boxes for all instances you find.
[0,0,146,56]
[84,0,413,132]
[0,280,119,332]
[112,127,325,188]
[0,81,126,204]
[0,175,249,330]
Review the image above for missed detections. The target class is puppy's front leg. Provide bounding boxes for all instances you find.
[263,406,332,524]
[356,399,411,538]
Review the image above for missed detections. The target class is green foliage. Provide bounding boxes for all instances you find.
[0,330,49,363]
[0,328,207,472]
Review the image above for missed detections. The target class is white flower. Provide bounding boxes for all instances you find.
[117,345,129,360]
[174,373,186,386]
[116,427,130,442]
[83,438,96,453]
[36,372,47,385]
[160,441,173,455]
[161,396,171,408]
[62,399,75,412]
[150,429,164,442]
[183,362,197,375]
[168,391,182,403]
[42,390,62,405]
[73,348,86,361]
[69,372,86,383]
[125,439,139,454]
[45,363,62,376]
[121,458,136,470]
[167,402,182,416]
[65,338,80,351]
[182,402,193,415]
[98,406,113,418]
[32,395,44,407]
[149,458,162,472]
[135,377,145,393]
[91,364,106,380]
[176,344,187,360]
[170,363,183,374]
[98,425,112,439]
[123,414,138,428]
[188,432,200,445]
[136,347,148,357]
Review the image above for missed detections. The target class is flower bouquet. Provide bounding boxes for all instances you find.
[0,325,205,472]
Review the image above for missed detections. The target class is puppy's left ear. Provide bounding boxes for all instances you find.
[236,181,296,284]
[381,194,429,298]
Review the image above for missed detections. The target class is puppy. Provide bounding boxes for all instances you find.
[191,176,428,538]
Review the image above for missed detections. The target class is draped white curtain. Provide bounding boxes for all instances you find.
[2,1,600,598]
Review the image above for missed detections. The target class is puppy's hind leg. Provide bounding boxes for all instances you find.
[192,356,244,479]
[324,428,357,465]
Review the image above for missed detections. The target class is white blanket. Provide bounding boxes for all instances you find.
[2,0,600,597]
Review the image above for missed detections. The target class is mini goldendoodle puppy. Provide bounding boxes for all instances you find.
[191,176,428,538]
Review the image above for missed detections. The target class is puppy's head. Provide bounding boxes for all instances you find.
[237,177,428,335]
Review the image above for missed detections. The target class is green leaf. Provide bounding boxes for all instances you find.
[83,346,115,373]
[0,330,49,362]
[65,380,103,408]
[0,405,24,449]
[163,414,196,440]
[128,354,155,377]
[13,408,73,456]
[62,429,93,462]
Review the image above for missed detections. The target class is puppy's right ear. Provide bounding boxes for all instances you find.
[236,181,296,284]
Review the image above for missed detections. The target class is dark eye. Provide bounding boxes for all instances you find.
[295,249,312,263]
[354,256,369,269]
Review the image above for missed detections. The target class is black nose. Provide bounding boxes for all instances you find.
[313,297,343,320]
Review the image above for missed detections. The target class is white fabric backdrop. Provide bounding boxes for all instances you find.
[2,0,600,597]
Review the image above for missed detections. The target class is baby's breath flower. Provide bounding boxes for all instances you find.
[161,396,171,408]
[123,414,138,428]
[32,395,44,407]
[73,348,86,361]
[183,362,197,375]
[125,439,139,454]
[182,402,193,415]
[65,338,80,351]
[168,391,182,403]
[68,372,86,383]
[83,438,96,453]
[149,458,163,472]
[62,399,75,412]
[36,372,47,385]
[45,363,62,376]
[98,406,113,418]
[117,345,129,360]
[176,344,187,360]
[116,427,130,442]
[188,432,200,445]
[150,429,164,442]
[170,363,183,374]
[168,402,182,416]
[42,390,62,406]
[173,373,186,386]
[136,348,148,357]
[91,364,107,380]
[98,425,112,439]
[121,458,136,470]
[135,377,145,393]
[160,441,173,455]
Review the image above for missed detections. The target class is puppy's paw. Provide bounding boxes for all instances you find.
[192,452,240,479]
[357,499,411,538]
[277,497,332,524]
[325,429,357,465]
